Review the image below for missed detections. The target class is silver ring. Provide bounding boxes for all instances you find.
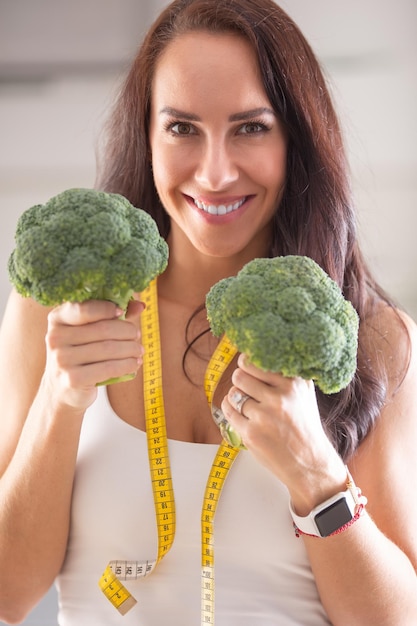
[232,391,251,416]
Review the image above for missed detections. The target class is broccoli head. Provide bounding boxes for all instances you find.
[8,187,168,311]
[206,256,359,394]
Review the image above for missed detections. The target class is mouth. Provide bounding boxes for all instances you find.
[192,197,247,216]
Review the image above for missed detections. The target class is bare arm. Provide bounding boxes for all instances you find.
[305,310,417,625]
[222,307,417,625]
[0,291,143,624]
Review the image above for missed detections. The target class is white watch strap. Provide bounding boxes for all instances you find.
[289,487,357,537]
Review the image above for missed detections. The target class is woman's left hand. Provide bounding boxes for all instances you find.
[221,353,347,513]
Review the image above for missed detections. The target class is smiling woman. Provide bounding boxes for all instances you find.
[0,0,417,625]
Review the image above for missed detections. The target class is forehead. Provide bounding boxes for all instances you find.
[151,31,269,111]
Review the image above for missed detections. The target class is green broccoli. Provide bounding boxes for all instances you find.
[8,187,168,310]
[206,255,359,395]
[8,187,169,384]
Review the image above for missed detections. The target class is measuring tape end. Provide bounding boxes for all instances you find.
[117,595,137,615]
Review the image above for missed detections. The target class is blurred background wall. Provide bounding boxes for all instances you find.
[0,0,416,624]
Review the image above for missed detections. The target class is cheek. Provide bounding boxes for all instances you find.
[152,147,190,197]
[267,152,287,200]
[151,156,175,201]
[246,141,286,191]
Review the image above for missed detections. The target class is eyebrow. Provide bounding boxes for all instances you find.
[229,107,276,121]
[159,106,275,122]
[159,107,201,121]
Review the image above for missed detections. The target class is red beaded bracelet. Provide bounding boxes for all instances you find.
[293,502,366,538]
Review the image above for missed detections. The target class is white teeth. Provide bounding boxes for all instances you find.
[194,198,246,215]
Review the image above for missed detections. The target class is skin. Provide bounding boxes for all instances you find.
[0,31,416,625]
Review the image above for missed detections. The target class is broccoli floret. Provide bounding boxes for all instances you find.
[206,256,359,394]
[8,187,168,311]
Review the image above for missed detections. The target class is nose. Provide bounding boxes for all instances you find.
[194,138,239,190]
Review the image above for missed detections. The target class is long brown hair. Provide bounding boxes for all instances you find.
[96,0,400,460]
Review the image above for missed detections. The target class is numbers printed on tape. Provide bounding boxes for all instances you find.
[201,335,240,624]
[98,565,138,616]
[98,280,239,623]
[200,443,239,624]
[203,334,237,406]
[98,279,175,613]
[143,281,175,563]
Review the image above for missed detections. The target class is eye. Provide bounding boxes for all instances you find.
[238,121,269,135]
[169,122,197,135]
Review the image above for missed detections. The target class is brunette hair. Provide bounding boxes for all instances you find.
[96,0,400,460]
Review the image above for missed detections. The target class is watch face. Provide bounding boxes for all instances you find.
[314,498,353,537]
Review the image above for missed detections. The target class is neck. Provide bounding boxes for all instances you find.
[158,256,235,307]
[157,225,271,308]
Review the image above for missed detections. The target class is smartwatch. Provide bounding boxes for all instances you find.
[289,487,357,537]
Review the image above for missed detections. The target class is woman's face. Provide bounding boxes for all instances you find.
[149,31,287,261]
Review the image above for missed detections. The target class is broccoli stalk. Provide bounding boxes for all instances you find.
[8,187,169,385]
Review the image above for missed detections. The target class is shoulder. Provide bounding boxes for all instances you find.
[1,288,51,346]
[0,290,51,409]
[359,301,416,397]
[0,290,51,474]
[352,305,417,568]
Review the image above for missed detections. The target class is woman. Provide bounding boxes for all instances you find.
[0,0,416,624]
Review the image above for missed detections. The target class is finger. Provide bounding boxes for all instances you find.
[48,300,145,347]
[236,353,283,386]
[126,299,145,320]
[47,334,144,386]
[48,300,123,327]
[221,395,250,436]
[235,353,301,392]
[58,356,142,389]
[47,317,141,351]
[59,338,144,369]
[231,366,267,402]
[228,388,254,417]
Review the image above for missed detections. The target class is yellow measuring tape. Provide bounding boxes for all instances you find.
[98,278,176,614]
[201,336,240,625]
[99,279,241,623]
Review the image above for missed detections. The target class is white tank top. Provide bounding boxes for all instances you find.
[55,386,331,625]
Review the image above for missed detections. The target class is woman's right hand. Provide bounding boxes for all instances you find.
[43,298,145,412]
